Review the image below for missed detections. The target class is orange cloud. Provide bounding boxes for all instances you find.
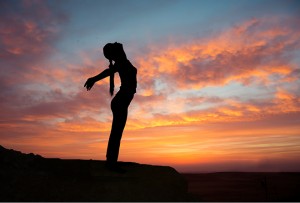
[135,17,300,91]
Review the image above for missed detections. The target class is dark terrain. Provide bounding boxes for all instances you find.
[0,145,190,201]
[2,145,299,202]
[183,172,300,201]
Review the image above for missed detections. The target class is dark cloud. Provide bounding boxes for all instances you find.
[0,0,70,122]
[0,0,67,77]
[0,0,69,117]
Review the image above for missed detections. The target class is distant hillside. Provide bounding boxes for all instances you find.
[0,145,191,201]
[183,172,300,201]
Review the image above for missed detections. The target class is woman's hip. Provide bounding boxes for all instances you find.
[111,91,134,110]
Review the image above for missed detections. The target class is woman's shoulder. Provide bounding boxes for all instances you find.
[126,60,137,69]
[115,59,137,72]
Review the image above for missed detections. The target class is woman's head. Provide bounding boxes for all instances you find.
[103,42,127,61]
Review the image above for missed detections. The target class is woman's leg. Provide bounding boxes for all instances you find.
[106,92,133,163]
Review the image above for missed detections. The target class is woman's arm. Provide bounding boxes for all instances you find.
[93,62,119,82]
[93,68,110,81]
[84,69,110,91]
[84,65,118,91]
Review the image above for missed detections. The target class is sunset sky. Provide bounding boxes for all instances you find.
[1,0,300,172]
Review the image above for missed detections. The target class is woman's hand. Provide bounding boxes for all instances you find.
[84,77,96,91]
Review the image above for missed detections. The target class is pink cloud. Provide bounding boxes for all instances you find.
[134,17,300,90]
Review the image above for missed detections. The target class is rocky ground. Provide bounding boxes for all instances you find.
[0,145,193,201]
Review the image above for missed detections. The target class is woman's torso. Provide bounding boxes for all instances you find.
[114,60,137,94]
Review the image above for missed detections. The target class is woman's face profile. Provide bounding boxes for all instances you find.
[103,43,113,60]
[103,42,125,61]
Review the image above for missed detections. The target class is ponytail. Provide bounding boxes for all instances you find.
[109,59,114,96]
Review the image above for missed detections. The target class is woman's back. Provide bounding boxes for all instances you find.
[115,59,137,94]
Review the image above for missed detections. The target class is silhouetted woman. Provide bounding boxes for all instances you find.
[84,42,137,173]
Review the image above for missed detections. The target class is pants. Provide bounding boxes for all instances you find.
[106,90,134,163]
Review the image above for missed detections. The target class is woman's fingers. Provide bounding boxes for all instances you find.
[84,79,89,87]
[87,83,93,91]
[84,79,90,90]
[84,82,89,90]
[84,78,95,91]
